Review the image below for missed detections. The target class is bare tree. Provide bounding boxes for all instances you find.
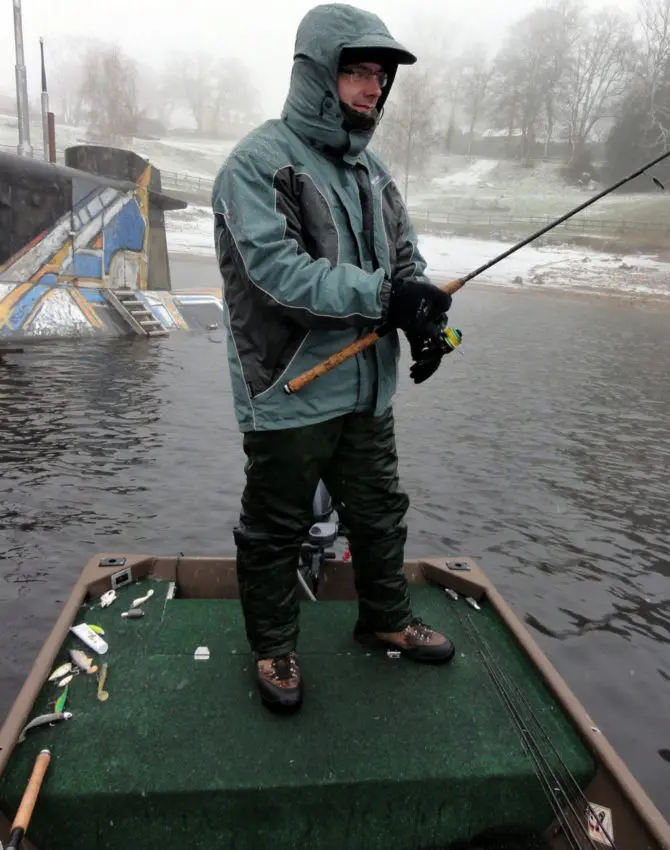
[170,53,213,134]
[459,44,494,155]
[390,12,461,154]
[560,9,633,162]
[47,39,104,127]
[540,0,581,156]
[373,67,437,201]
[634,0,670,150]
[78,44,143,140]
[488,4,574,163]
[137,63,177,130]
[440,59,465,154]
[167,52,260,136]
[210,58,262,137]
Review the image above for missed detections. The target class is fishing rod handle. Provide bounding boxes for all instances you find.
[284,329,382,393]
[283,277,463,394]
[6,748,51,847]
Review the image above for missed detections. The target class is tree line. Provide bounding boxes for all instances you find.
[47,40,261,141]
[44,0,670,194]
[373,0,670,192]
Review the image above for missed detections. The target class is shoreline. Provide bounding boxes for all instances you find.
[168,251,670,311]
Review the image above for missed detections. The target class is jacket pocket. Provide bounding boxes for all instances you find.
[249,322,307,399]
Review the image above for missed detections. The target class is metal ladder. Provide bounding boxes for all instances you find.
[105,289,168,338]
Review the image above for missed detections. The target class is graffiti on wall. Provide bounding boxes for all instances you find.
[0,166,152,337]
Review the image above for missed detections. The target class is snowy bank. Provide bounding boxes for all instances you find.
[165,206,670,299]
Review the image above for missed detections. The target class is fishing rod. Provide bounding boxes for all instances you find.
[283,147,670,395]
[2,749,51,850]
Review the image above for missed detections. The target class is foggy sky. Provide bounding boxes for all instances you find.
[1,0,645,120]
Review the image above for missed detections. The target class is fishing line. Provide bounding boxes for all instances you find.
[451,597,617,849]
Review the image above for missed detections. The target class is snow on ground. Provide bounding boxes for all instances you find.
[431,159,499,188]
[411,155,670,226]
[165,205,670,298]
[166,207,217,255]
[419,234,670,297]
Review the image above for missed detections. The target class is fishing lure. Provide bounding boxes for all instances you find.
[48,662,72,682]
[130,588,154,609]
[18,712,72,742]
[69,649,98,675]
[121,608,144,619]
[54,685,69,714]
[97,664,109,701]
[100,589,117,607]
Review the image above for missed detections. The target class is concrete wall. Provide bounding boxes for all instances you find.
[0,146,198,340]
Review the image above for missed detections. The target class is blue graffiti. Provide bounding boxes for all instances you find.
[80,288,106,304]
[104,198,145,273]
[8,281,54,329]
[73,252,103,279]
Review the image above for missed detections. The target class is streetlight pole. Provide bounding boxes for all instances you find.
[40,38,50,161]
[13,0,33,157]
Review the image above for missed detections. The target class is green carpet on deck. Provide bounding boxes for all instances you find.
[0,577,595,850]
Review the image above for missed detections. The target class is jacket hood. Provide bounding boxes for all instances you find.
[280,3,416,162]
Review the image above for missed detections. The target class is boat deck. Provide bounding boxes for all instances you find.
[0,575,595,849]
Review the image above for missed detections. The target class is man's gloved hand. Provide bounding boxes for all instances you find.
[406,318,447,385]
[386,279,453,335]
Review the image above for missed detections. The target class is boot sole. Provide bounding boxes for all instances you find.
[258,681,303,713]
[260,692,303,714]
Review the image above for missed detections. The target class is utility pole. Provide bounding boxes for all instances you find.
[39,38,55,161]
[13,0,33,157]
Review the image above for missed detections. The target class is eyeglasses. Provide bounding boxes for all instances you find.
[339,65,388,88]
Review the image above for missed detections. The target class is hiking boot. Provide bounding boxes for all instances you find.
[256,652,303,713]
[354,617,455,664]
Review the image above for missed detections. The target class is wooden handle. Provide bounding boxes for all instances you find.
[11,749,51,831]
[283,276,464,395]
[284,329,382,394]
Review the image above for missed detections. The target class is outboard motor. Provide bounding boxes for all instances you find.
[311,479,333,523]
[298,480,341,597]
[308,480,338,548]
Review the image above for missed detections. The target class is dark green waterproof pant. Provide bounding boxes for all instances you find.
[233,407,413,657]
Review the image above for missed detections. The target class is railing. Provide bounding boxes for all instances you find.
[412,209,670,235]
[0,142,64,161]
[159,170,214,194]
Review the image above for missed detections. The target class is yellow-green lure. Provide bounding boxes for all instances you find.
[54,685,69,714]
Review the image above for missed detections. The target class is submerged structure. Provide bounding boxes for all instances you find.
[0,146,223,341]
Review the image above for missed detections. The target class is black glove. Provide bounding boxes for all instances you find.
[386,279,453,335]
[406,319,447,385]
[410,353,443,385]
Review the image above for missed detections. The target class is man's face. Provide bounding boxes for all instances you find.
[337,62,388,114]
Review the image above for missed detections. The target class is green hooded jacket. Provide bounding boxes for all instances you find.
[212,2,430,432]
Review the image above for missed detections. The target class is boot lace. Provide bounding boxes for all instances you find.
[405,618,435,643]
[270,652,299,682]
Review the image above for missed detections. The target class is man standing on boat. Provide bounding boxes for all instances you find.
[212,2,455,713]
